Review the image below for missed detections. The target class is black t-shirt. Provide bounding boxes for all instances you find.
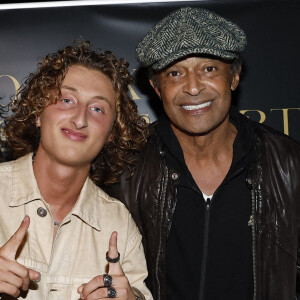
[156,111,255,300]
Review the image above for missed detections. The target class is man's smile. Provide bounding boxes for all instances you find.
[181,101,212,111]
[61,127,88,141]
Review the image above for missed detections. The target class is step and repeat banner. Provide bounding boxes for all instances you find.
[1,0,300,145]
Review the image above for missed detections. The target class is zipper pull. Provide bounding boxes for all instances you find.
[206,198,211,210]
[248,215,254,226]
[246,177,253,190]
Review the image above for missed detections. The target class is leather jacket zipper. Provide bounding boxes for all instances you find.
[247,177,257,300]
[198,167,249,299]
[199,197,212,300]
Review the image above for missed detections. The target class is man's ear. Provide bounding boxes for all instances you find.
[149,79,161,99]
[231,72,240,91]
[36,116,41,127]
[106,122,116,143]
[107,132,114,143]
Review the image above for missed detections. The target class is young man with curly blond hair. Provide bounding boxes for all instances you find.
[0,41,152,300]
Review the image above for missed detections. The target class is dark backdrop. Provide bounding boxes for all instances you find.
[1,0,299,141]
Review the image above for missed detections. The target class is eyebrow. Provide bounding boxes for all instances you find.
[61,85,113,107]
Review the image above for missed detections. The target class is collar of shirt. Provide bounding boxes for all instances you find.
[155,107,256,186]
[8,153,103,231]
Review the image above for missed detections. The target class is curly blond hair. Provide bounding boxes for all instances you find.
[4,41,148,185]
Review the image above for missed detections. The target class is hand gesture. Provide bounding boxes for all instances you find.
[0,216,40,297]
[78,231,136,300]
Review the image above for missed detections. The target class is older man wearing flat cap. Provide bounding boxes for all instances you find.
[104,7,300,300]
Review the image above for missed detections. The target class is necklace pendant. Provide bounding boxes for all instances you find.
[54,220,61,226]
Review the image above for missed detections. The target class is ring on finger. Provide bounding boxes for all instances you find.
[107,286,117,298]
[106,251,120,263]
[103,274,113,287]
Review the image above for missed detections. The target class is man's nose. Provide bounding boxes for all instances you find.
[71,105,88,129]
[183,72,204,96]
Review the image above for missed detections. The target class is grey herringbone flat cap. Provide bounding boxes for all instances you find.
[136,7,247,70]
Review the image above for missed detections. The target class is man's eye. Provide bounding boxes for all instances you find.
[168,70,180,77]
[61,98,72,103]
[205,66,217,72]
[91,107,103,113]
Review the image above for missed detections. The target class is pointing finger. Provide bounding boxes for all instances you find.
[107,231,123,275]
[1,216,30,260]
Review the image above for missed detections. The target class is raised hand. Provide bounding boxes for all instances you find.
[0,216,40,297]
[78,231,136,300]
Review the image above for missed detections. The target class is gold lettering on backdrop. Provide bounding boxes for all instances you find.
[0,75,20,100]
[0,121,6,149]
[270,108,300,135]
[130,69,137,75]
[0,76,20,155]
[142,114,151,124]
[128,84,141,100]
[239,110,266,123]
[128,68,141,100]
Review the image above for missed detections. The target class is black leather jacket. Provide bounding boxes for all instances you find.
[104,113,300,300]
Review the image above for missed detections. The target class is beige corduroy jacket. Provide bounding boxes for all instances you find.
[0,154,152,300]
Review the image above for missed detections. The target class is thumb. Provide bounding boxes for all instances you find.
[0,216,30,260]
[107,231,124,275]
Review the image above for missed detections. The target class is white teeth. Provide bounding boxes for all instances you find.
[182,101,212,110]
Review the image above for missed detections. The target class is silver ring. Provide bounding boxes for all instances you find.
[103,274,112,287]
[107,286,117,298]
